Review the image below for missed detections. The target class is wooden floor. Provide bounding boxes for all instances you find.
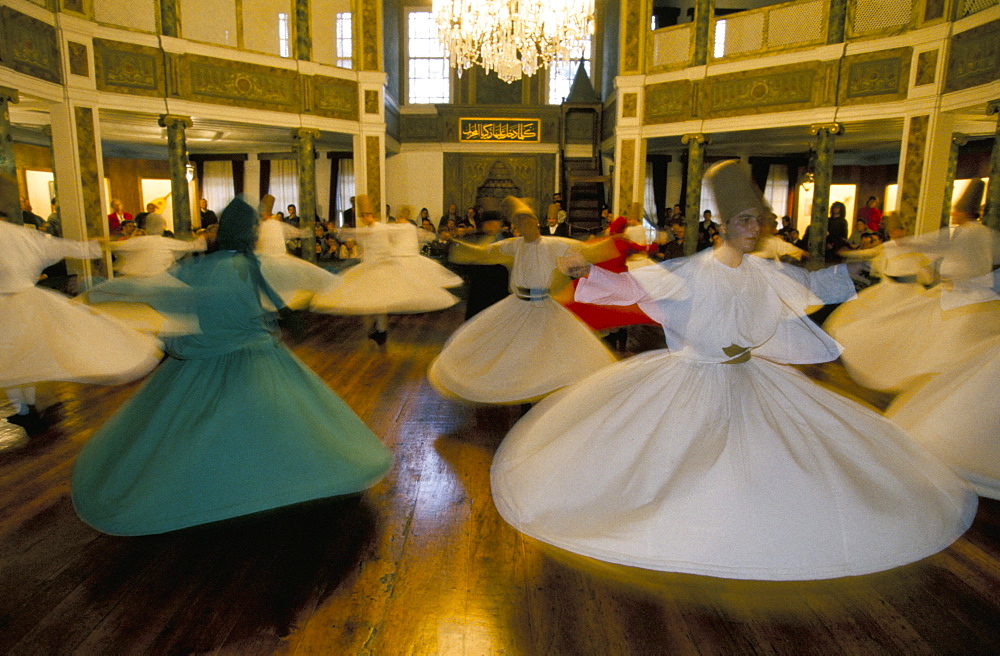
[1,307,998,655]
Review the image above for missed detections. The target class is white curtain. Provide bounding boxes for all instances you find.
[336,159,355,226]
[201,161,234,211]
[643,162,657,240]
[269,159,299,211]
[764,164,789,218]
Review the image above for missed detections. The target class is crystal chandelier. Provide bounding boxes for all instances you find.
[433,0,595,84]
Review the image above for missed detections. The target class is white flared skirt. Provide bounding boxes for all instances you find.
[0,287,162,388]
[428,295,616,404]
[395,254,464,288]
[887,337,1000,500]
[310,258,459,315]
[491,349,977,580]
[259,254,343,311]
[825,281,1000,391]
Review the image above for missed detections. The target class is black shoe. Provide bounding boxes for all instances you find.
[7,406,51,437]
[368,330,388,346]
[616,328,628,351]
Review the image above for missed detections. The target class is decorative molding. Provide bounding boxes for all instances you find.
[945,19,1000,94]
[459,118,541,143]
[644,80,692,124]
[621,0,643,74]
[365,134,381,210]
[900,114,929,234]
[400,115,440,142]
[158,114,192,129]
[810,122,843,135]
[360,0,379,72]
[94,39,164,96]
[703,62,823,118]
[915,49,937,86]
[618,138,636,212]
[364,89,379,114]
[442,153,555,214]
[0,6,62,85]
[839,48,911,104]
[311,75,359,120]
[74,106,104,244]
[68,41,89,77]
[179,54,299,111]
[622,93,638,118]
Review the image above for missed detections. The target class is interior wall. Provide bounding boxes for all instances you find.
[102,158,172,216]
[385,149,445,220]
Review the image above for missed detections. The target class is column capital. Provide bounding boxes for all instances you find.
[294,127,321,140]
[681,133,707,146]
[158,114,192,129]
[0,86,20,104]
[952,133,969,147]
[809,122,843,136]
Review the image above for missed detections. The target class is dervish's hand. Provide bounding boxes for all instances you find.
[557,251,592,278]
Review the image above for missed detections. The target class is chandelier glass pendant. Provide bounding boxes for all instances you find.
[433,0,595,84]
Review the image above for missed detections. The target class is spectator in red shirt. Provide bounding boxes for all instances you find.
[858,196,883,233]
[107,199,132,235]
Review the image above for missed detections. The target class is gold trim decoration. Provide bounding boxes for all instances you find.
[68,42,89,78]
[703,62,822,118]
[180,54,299,111]
[915,49,938,86]
[0,7,62,85]
[311,75,359,120]
[644,80,692,124]
[945,19,1000,94]
[94,39,164,96]
[839,47,911,105]
[459,118,541,143]
[622,93,638,118]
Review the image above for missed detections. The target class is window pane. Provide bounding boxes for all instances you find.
[547,38,592,104]
[408,11,449,104]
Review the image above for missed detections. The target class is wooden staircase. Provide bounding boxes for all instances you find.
[564,157,608,236]
[560,62,609,237]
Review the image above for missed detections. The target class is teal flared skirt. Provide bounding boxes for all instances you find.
[72,341,392,535]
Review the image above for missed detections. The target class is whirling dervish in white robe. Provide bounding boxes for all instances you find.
[825,180,1000,392]
[428,197,615,405]
[490,162,976,581]
[880,180,1000,500]
[252,195,343,311]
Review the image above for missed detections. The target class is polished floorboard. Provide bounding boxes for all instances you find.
[0,307,998,655]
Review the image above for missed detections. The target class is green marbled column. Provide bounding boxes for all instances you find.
[808,123,842,262]
[827,0,847,44]
[682,133,706,256]
[985,102,1000,230]
[296,0,311,61]
[692,0,714,66]
[160,0,179,37]
[0,86,21,225]
[295,128,320,263]
[158,114,193,236]
[941,133,967,229]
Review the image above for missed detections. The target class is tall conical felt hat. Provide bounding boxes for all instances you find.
[504,196,536,222]
[954,178,985,217]
[704,160,765,224]
[355,193,376,216]
[259,194,276,216]
[547,203,560,220]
